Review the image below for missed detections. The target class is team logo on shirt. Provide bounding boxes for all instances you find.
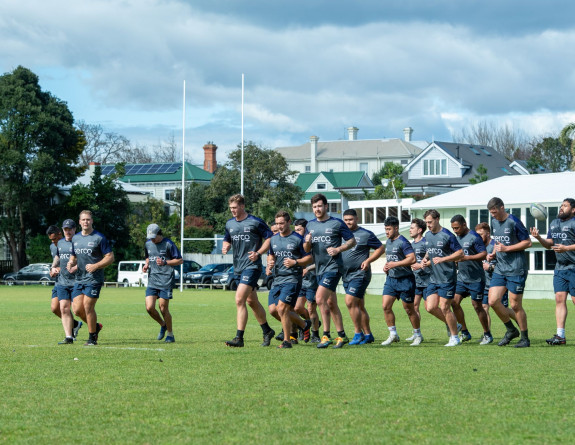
[437,241,444,247]
[88,242,95,247]
[325,228,333,234]
[244,227,251,233]
[287,244,295,250]
[229,228,234,232]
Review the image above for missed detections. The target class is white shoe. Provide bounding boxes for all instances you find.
[444,336,461,347]
[405,334,415,341]
[410,335,424,346]
[381,333,400,346]
[479,334,493,345]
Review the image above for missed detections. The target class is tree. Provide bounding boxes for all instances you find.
[529,136,571,172]
[559,123,575,170]
[366,162,405,199]
[77,120,132,165]
[126,197,171,260]
[0,66,83,270]
[469,164,489,184]
[186,142,303,231]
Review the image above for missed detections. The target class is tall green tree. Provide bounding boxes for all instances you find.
[366,162,405,199]
[469,164,489,184]
[529,136,571,172]
[0,66,83,270]
[559,123,575,170]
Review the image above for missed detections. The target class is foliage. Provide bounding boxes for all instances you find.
[185,142,303,232]
[365,162,405,199]
[559,122,575,170]
[126,197,171,260]
[0,66,83,270]
[65,164,131,281]
[26,234,53,263]
[528,136,571,173]
[1,288,574,444]
[469,163,489,184]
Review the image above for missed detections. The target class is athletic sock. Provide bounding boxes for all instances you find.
[504,320,516,331]
[260,322,272,334]
[388,326,397,335]
[521,330,529,340]
[167,331,173,337]
[323,331,331,338]
[337,330,346,338]
[312,330,319,337]
[558,328,566,338]
[462,329,470,335]
[89,332,97,341]
[414,328,421,335]
[485,331,492,337]
[73,319,79,328]
[236,330,245,339]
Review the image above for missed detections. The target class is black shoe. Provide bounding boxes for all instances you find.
[497,328,519,346]
[303,319,312,343]
[275,330,284,342]
[546,334,566,345]
[514,337,531,348]
[58,337,74,345]
[84,338,97,346]
[225,336,244,347]
[310,335,321,343]
[289,336,299,345]
[261,329,275,347]
[277,340,292,349]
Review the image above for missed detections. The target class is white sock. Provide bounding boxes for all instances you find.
[167,331,174,337]
[414,328,421,335]
[389,326,397,335]
[558,328,566,338]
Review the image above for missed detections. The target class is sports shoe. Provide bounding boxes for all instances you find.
[277,340,292,349]
[298,328,305,341]
[225,336,244,347]
[302,319,312,343]
[58,337,74,345]
[410,334,424,346]
[381,333,400,346]
[84,338,97,346]
[514,337,530,348]
[341,335,350,344]
[459,331,472,342]
[157,325,167,340]
[165,335,175,343]
[359,333,375,344]
[332,336,345,348]
[546,334,566,345]
[275,330,284,341]
[72,321,83,339]
[310,335,321,343]
[289,336,299,345]
[444,336,461,347]
[497,328,519,346]
[405,333,416,342]
[349,333,365,345]
[317,335,333,348]
[479,334,493,345]
[95,323,103,341]
[261,329,275,347]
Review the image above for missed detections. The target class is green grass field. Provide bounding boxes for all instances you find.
[0,286,573,444]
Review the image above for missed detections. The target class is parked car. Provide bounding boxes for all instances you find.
[182,260,202,275]
[211,265,237,290]
[261,270,274,291]
[117,261,147,287]
[184,263,232,286]
[3,263,53,285]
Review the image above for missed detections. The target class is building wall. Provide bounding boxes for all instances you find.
[408,149,461,179]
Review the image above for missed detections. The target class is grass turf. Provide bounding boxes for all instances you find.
[0,286,573,444]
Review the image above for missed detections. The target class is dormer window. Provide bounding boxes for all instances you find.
[317,183,326,190]
[423,159,447,176]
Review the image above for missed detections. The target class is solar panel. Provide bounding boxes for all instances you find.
[101,163,183,176]
[101,165,116,175]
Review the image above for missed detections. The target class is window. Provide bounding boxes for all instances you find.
[401,159,408,165]
[353,209,363,224]
[165,189,175,200]
[388,206,398,218]
[423,159,447,176]
[359,162,368,172]
[329,203,339,213]
[305,165,311,172]
[401,208,411,222]
[316,183,326,190]
[531,250,556,271]
[365,208,374,224]
[376,207,386,223]
[469,209,489,229]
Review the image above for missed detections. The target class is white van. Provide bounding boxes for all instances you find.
[117,261,148,287]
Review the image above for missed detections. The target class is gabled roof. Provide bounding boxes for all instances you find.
[409,171,575,209]
[404,141,519,187]
[295,171,372,191]
[276,138,422,160]
[100,162,213,183]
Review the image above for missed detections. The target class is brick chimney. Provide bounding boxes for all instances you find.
[88,161,101,177]
[203,143,217,173]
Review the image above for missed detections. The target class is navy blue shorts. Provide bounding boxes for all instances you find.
[72,283,103,299]
[299,287,317,303]
[343,277,370,299]
[456,280,486,301]
[268,282,301,307]
[383,275,416,303]
[316,272,341,292]
[554,269,575,295]
[425,282,456,300]
[56,285,74,301]
[491,273,526,295]
[483,284,509,307]
[234,267,262,289]
[146,287,173,300]
[51,286,58,299]
[415,285,428,299]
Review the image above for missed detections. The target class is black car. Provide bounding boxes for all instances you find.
[3,263,54,286]
[184,263,232,286]
[211,266,237,290]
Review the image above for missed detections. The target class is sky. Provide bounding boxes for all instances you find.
[2,0,575,165]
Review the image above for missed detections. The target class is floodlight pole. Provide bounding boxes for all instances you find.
[240,74,244,196]
[180,80,186,292]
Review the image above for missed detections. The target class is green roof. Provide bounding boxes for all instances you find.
[117,162,213,183]
[295,171,366,191]
[303,191,342,200]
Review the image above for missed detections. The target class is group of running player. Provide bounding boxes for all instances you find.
[46,194,575,349]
